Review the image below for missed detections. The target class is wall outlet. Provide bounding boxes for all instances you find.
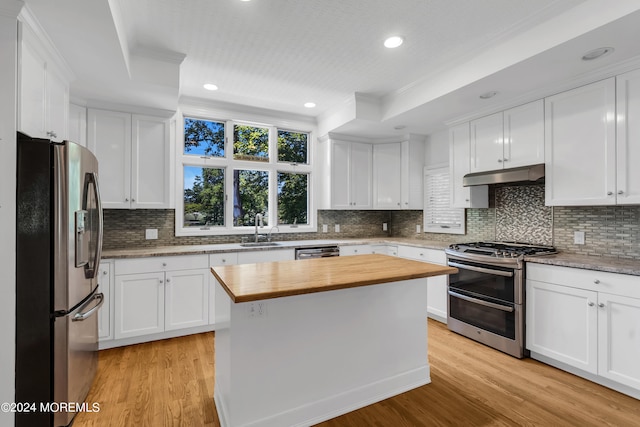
[416,224,421,233]
[322,224,328,233]
[335,224,340,233]
[574,231,585,245]
[145,229,158,240]
[247,301,267,318]
[383,222,388,231]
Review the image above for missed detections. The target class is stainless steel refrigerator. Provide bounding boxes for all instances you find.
[16,132,104,427]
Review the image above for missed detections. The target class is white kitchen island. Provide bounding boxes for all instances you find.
[211,254,457,427]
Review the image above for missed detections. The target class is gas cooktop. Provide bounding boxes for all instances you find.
[446,241,557,258]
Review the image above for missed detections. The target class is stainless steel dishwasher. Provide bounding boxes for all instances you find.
[295,246,340,259]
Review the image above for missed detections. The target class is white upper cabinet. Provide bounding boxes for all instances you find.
[449,123,488,208]
[545,78,617,206]
[373,143,402,209]
[88,108,172,209]
[616,69,640,205]
[400,139,426,209]
[331,140,372,209]
[68,104,87,147]
[504,100,545,168]
[470,112,504,173]
[470,100,544,173]
[17,15,71,141]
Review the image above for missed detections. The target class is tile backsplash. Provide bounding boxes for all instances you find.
[103,185,640,260]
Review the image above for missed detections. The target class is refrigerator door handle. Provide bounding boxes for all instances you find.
[84,172,103,279]
[72,292,104,322]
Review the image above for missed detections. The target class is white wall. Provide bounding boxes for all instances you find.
[0,1,22,425]
[425,128,449,167]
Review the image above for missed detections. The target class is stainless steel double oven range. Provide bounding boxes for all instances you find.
[445,242,556,358]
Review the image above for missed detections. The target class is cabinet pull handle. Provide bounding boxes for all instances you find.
[598,303,605,308]
[588,301,595,307]
[221,259,226,263]
[618,190,624,195]
[607,192,613,196]
[166,278,171,283]
[497,159,503,163]
[162,262,167,267]
[594,279,600,284]
[159,279,163,284]
[132,198,136,202]
[125,198,129,202]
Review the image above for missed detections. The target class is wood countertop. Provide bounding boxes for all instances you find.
[211,254,458,303]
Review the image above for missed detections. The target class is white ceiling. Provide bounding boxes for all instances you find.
[22,0,640,138]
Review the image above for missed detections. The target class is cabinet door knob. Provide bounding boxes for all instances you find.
[102,270,108,275]
[221,259,226,263]
[598,303,605,308]
[159,279,163,284]
[132,198,136,202]
[497,159,503,163]
[607,192,613,196]
[588,301,595,307]
[166,278,171,283]
[125,198,129,202]
[594,279,600,284]
[618,190,624,195]
[162,262,167,267]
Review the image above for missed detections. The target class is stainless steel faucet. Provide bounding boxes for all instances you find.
[254,213,263,243]
[267,226,280,242]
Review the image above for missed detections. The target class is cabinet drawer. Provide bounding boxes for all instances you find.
[339,245,372,256]
[397,246,445,265]
[210,252,239,266]
[527,263,640,299]
[115,254,208,275]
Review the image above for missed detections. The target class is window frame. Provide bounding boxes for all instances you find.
[175,111,315,237]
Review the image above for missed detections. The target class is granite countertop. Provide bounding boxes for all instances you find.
[101,237,452,259]
[212,254,458,303]
[525,253,640,276]
[101,238,640,276]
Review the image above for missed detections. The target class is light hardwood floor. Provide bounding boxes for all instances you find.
[75,320,640,426]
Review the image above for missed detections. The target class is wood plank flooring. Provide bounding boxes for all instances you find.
[74,320,640,426]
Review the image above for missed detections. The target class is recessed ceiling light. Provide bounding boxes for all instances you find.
[581,47,614,61]
[384,36,404,49]
[203,83,218,91]
[304,102,316,108]
[479,91,498,100]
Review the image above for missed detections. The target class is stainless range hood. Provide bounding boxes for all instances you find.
[463,164,545,186]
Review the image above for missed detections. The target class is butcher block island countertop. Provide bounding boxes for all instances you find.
[212,254,458,427]
[212,253,458,303]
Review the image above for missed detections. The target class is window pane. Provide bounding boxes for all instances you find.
[183,166,225,227]
[277,172,308,225]
[184,118,225,157]
[233,124,269,162]
[233,170,269,226]
[278,130,308,164]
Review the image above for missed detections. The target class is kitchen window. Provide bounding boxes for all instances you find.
[176,115,314,236]
[424,166,465,234]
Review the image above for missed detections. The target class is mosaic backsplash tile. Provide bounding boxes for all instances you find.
[495,185,552,245]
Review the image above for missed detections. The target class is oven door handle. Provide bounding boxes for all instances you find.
[447,261,514,277]
[448,290,514,312]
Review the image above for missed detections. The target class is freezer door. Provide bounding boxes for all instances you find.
[53,287,104,427]
[54,141,103,312]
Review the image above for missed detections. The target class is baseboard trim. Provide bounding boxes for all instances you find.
[214,365,431,427]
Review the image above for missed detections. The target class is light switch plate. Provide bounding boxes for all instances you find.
[574,231,585,245]
[383,222,388,231]
[145,228,158,240]
[322,224,328,233]
[335,224,340,233]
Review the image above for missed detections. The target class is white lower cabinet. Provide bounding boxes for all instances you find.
[97,260,113,341]
[114,255,209,340]
[398,246,448,323]
[209,253,239,324]
[526,263,640,397]
[339,245,373,256]
[236,249,295,264]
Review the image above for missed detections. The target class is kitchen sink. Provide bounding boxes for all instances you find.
[239,242,281,247]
